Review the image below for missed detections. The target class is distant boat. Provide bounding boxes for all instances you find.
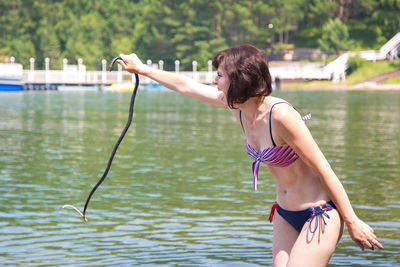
[143,81,169,91]
[0,63,23,91]
[105,82,135,92]
[0,78,23,91]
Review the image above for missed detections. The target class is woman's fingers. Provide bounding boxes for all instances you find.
[365,228,383,250]
[117,54,129,68]
[117,53,144,74]
[371,238,384,249]
[356,240,364,251]
[116,59,127,69]
[365,240,374,250]
[359,237,384,251]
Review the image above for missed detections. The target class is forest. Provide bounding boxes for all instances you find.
[1,0,400,70]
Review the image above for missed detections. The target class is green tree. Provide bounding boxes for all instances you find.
[172,0,226,70]
[9,35,35,67]
[294,0,336,47]
[269,0,306,46]
[64,12,107,69]
[371,0,400,41]
[134,0,181,69]
[318,18,351,54]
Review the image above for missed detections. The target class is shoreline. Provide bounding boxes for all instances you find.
[280,81,400,91]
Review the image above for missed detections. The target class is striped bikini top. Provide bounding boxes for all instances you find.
[239,102,311,190]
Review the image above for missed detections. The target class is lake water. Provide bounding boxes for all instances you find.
[0,89,399,266]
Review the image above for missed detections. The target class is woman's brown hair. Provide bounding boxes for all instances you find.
[212,44,272,109]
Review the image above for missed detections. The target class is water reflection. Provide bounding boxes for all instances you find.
[0,90,399,266]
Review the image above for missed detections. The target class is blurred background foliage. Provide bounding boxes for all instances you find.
[1,0,399,70]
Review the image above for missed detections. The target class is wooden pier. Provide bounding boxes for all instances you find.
[22,69,217,87]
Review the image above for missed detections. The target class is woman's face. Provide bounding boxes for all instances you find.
[214,64,230,96]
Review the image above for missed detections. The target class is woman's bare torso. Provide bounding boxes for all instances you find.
[231,96,330,211]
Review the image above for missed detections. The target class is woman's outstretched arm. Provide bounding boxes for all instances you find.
[117,53,227,108]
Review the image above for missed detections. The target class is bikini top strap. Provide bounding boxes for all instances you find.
[269,102,294,147]
[241,102,297,146]
[239,110,245,134]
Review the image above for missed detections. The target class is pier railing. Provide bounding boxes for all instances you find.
[21,66,335,86]
[22,69,218,85]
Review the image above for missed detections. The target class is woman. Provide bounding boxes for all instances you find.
[117,44,383,267]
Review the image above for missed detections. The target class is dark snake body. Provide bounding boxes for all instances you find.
[63,56,139,222]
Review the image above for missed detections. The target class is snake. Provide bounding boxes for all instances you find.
[63,56,139,222]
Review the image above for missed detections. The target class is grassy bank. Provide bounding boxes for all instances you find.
[284,60,400,90]
[384,76,400,84]
[345,61,400,85]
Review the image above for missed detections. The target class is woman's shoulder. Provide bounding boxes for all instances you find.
[268,98,300,123]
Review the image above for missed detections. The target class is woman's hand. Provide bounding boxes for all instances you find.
[347,218,384,251]
[117,53,148,75]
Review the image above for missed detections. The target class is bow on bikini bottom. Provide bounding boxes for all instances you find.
[269,201,336,233]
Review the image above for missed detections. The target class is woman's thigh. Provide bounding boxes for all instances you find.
[272,211,299,267]
[287,209,344,267]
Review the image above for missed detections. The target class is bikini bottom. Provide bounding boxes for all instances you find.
[268,201,336,233]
